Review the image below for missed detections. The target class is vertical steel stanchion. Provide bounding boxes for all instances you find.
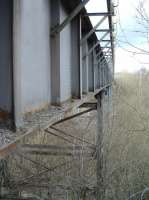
[96,90,104,200]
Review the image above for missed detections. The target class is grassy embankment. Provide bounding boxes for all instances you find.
[103,72,149,199]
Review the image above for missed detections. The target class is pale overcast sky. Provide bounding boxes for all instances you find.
[86,0,149,73]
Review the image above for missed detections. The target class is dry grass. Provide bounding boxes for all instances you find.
[102,72,149,200]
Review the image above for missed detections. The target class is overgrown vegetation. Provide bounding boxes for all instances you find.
[102,71,149,199]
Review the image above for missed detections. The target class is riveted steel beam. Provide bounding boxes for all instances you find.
[80,16,107,45]
[51,0,90,36]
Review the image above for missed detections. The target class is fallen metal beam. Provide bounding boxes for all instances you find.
[22,151,93,156]
[50,126,96,147]
[21,148,94,157]
[21,144,94,151]
[79,102,97,109]
[16,151,52,170]
[51,107,96,126]
[51,0,90,36]
[45,129,77,145]
[80,16,107,45]
[14,183,73,190]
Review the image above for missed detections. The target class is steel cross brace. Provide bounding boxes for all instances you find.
[83,31,110,58]
[97,55,111,66]
[51,0,90,36]
[96,49,110,63]
[95,41,111,60]
[100,57,111,67]
[96,48,111,65]
[80,15,107,45]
